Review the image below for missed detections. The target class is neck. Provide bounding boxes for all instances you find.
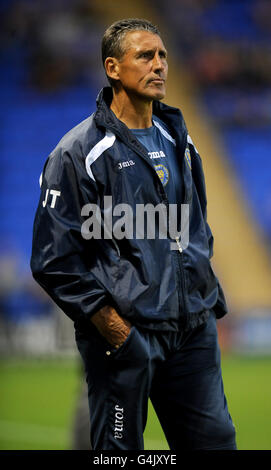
[110,88,153,129]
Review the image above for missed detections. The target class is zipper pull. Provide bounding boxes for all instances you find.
[175,237,182,253]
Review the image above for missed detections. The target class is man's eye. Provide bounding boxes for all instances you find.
[141,52,151,59]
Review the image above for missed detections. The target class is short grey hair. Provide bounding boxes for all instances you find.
[101,18,161,86]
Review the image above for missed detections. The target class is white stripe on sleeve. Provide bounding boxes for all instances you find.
[85,130,116,181]
[187,135,198,154]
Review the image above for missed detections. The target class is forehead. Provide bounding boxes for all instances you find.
[122,30,166,54]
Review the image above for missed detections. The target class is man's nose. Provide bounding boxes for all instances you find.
[152,53,164,71]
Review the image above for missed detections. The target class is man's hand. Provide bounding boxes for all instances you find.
[91,305,131,349]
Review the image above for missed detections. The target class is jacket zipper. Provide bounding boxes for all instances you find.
[175,236,189,329]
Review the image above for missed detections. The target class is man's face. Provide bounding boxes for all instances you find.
[115,30,168,101]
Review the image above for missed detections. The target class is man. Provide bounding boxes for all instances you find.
[31,18,237,450]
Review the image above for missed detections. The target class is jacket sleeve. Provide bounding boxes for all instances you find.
[30,146,110,323]
[188,135,228,317]
[187,136,214,258]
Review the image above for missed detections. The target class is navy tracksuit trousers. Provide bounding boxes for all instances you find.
[75,310,237,450]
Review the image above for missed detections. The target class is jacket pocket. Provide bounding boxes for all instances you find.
[107,326,149,365]
[107,326,135,358]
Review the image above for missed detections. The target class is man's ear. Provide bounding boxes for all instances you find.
[104,57,120,82]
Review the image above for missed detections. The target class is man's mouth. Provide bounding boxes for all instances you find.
[149,78,165,85]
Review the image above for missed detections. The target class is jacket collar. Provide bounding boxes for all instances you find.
[94,87,188,204]
[95,87,186,132]
[94,87,188,163]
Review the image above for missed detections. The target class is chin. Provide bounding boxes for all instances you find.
[150,84,166,100]
[143,89,166,101]
[154,91,166,100]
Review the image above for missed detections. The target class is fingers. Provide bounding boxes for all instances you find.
[91,305,131,348]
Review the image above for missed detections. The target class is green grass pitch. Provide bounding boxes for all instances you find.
[0,354,271,450]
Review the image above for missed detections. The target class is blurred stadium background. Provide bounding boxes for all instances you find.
[0,0,271,450]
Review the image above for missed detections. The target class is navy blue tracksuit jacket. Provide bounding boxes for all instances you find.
[30,86,228,332]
